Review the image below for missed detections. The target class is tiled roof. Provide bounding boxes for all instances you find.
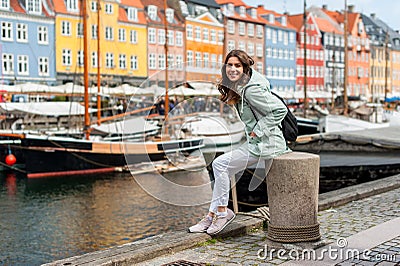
[287,13,304,31]
[10,0,25,13]
[120,0,144,8]
[257,6,296,30]
[315,16,342,34]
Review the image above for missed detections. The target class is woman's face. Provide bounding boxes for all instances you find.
[226,56,244,82]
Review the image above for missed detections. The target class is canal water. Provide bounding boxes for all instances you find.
[0,169,212,265]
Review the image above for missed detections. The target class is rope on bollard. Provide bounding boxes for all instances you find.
[267,222,321,243]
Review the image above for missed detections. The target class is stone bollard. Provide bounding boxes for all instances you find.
[266,151,321,243]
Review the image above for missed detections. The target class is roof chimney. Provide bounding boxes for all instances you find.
[370,13,376,19]
[348,5,355,13]
[257,4,264,9]
[322,5,328,10]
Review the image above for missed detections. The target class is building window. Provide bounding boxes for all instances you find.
[105,53,114,68]
[38,57,49,76]
[105,3,113,14]
[148,28,156,43]
[203,28,209,42]
[66,0,78,12]
[256,62,263,73]
[158,54,165,69]
[228,40,235,51]
[176,32,183,46]
[203,53,209,68]
[218,30,224,43]
[227,20,235,34]
[17,55,28,75]
[27,0,40,14]
[77,23,83,38]
[256,25,263,38]
[91,52,98,67]
[256,44,262,57]
[210,29,216,43]
[91,1,98,12]
[186,25,193,40]
[247,43,254,56]
[166,8,174,23]
[91,25,98,39]
[119,28,126,42]
[187,50,193,67]
[61,21,71,36]
[176,55,183,70]
[238,22,245,35]
[77,50,83,66]
[195,26,201,41]
[16,23,28,42]
[195,52,201,68]
[247,24,254,37]
[158,29,165,44]
[1,21,13,41]
[0,0,10,9]
[38,26,48,44]
[167,54,174,69]
[105,27,113,40]
[148,5,157,20]
[149,53,156,69]
[130,55,138,70]
[119,54,126,69]
[127,7,138,21]
[130,30,137,43]
[168,30,174,45]
[62,49,72,66]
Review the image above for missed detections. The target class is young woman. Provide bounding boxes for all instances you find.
[188,49,290,235]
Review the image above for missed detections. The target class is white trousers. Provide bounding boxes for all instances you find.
[209,146,272,213]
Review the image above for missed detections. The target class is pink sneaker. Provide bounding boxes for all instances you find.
[188,216,212,233]
[206,209,236,235]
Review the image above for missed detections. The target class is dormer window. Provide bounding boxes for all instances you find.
[250,8,257,19]
[228,3,234,13]
[179,1,188,16]
[268,14,275,24]
[281,16,287,26]
[0,0,10,10]
[148,5,157,21]
[66,0,78,12]
[166,8,174,23]
[27,0,41,14]
[239,6,245,17]
[127,7,138,21]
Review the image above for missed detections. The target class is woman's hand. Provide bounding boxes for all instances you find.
[249,131,257,137]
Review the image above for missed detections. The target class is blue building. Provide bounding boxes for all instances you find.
[258,7,297,99]
[0,0,56,85]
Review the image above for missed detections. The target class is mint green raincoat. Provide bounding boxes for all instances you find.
[235,69,291,158]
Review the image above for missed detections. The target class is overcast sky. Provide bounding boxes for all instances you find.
[243,0,400,31]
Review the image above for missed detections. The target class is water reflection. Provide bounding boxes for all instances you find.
[0,169,211,265]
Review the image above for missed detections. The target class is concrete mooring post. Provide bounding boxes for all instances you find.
[266,151,321,243]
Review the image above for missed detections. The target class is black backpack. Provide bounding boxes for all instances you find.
[271,91,298,142]
[243,88,298,143]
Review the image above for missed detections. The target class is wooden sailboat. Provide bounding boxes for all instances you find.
[2,0,204,178]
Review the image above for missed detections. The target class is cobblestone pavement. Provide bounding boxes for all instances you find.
[138,188,400,266]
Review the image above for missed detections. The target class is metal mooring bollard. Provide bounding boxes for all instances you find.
[266,151,321,243]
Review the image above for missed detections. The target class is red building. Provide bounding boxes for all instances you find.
[288,12,325,102]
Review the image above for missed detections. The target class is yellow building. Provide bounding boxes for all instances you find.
[53,0,147,86]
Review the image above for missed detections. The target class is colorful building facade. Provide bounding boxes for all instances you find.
[258,6,297,97]
[182,0,224,83]
[0,0,56,85]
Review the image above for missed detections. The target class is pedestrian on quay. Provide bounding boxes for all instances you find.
[188,49,291,235]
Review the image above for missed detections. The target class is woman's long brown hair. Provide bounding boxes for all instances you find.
[218,49,254,104]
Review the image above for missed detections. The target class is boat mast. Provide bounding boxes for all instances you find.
[97,0,101,125]
[343,0,348,115]
[163,0,169,135]
[83,0,90,139]
[303,0,308,118]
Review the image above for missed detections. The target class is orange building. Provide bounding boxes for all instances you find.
[323,6,370,98]
[182,0,224,82]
